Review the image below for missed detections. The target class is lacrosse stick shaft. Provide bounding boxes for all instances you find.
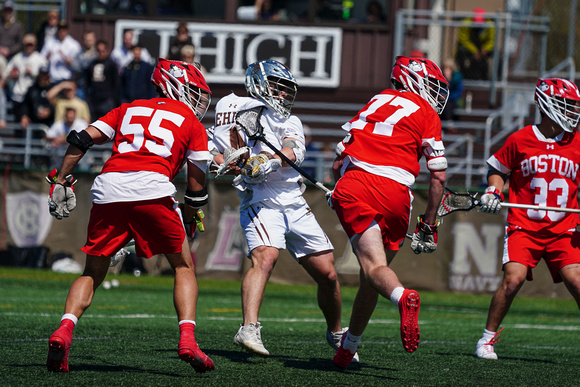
[256,134,330,193]
[501,202,580,213]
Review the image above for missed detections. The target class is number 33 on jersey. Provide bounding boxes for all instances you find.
[487,125,580,233]
[92,98,210,181]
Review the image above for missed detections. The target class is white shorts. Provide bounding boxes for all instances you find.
[240,201,334,260]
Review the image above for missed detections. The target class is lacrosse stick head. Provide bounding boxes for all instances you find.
[235,107,264,140]
[437,188,480,217]
[245,60,298,118]
[216,146,250,176]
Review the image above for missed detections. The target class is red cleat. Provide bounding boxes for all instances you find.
[333,333,357,369]
[178,324,215,373]
[399,289,421,352]
[47,320,74,373]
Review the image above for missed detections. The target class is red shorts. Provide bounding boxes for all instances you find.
[504,225,580,283]
[81,197,185,259]
[333,169,412,250]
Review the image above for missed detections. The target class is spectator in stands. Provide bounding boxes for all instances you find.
[167,22,193,60]
[46,80,91,123]
[180,45,207,75]
[86,40,119,120]
[120,45,155,104]
[0,1,23,60]
[111,29,152,75]
[72,30,97,101]
[364,1,386,24]
[440,58,464,132]
[20,66,54,128]
[36,9,59,52]
[45,107,88,169]
[41,21,82,84]
[455,7,495,80]
[3,34,48,120]
[0,53,7,129]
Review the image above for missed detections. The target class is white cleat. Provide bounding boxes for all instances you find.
[475,338,498,359]
[326,328,359,363]
[234,322,270,357]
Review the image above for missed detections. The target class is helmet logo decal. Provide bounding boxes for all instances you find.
[168,64,185,79]
[408,60,423,73]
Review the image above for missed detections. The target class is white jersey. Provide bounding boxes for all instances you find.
[211,93,306,209]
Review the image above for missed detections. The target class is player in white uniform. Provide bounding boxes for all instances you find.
[210,59,351,359]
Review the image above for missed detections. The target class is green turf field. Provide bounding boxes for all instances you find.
[1,267,579,386]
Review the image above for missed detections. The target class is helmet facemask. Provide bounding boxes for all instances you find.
[245,60,298,118]
[398,61,449,114]
[535,80,580,132]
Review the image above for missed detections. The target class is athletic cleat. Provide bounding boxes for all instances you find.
[475,328,504,360]
[178,324,215,373]
[399,289,421,352]
[326,328,359,363]
[234,322,270,357]
[333,334,357,369]
[46,324,73,373]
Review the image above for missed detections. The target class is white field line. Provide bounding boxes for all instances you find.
[2,312,579,331]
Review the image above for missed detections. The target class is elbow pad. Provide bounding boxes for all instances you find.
[282,139,305,165]
[427,156,448,171]
[66,130,94,153]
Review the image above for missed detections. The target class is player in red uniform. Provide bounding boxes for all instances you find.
[329,56,449,368]
[46,59,215,373]
[476,78,580,360]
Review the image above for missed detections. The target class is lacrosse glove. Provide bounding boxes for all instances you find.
[242,154,281,184]
[325,189,334,210]
[480,186,504,214]
[179,203,205,239]
[410,215,440,254]
[46,169,77,220]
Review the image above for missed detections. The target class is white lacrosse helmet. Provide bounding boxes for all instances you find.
[151,58,211,120]
[390,55,450,114]
[535,78,580,132]
[245,60,298,118]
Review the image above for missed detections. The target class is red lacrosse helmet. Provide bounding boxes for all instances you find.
[390,55,450,114]
[535,78,580,132]
[151,58,211,120]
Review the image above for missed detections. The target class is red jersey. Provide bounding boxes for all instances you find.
[487,125,580,234]
[341,88,443,186]
[94,98,208,180]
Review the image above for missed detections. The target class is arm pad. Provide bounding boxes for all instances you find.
[184,187,208,208]
[282,139,305,165]
[66,130,94,153]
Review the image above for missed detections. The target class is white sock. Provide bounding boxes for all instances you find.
[343,331,361,354]
[390,287,405,307]
[482,329,495,341]
[178,320,196,326]
[61,313,78,326]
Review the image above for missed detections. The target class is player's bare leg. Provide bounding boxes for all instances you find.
[234,245,279,357]
[559,263,580,308]
[301,250,342,333]
[485,262,528,331]
[47,254,109,372]
[166,238,214,373]
[476,262,527,359]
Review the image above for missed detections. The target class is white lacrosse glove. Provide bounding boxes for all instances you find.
[410,215,440,254]
[46,169,77,220]
[242,154,281,184]
[325,189,334,210]
[480,186,504,214]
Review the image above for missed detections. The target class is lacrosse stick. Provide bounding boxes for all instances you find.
[235,107,330,194]
[437,188,580,217]
[215,146,250,176]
